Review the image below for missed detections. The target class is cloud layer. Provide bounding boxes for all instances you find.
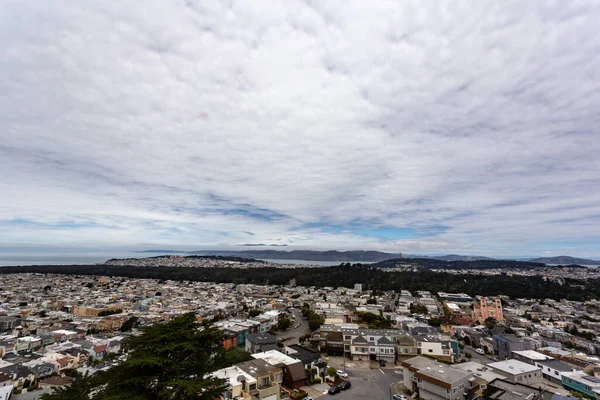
[1,1,600,256]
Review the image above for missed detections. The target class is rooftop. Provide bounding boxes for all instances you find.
[252,350,299,366]
[489,360,541,375]
[451,362,507,383]
[512,350,553,361]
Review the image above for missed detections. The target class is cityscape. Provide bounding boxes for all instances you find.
[0,255,599,399]
[2,1,600,400]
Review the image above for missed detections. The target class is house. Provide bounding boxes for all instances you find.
[488,360,542,386]
[252,350,307,389]
[38,376,74,390]
[285,344,320,369]
[534,359,578,385]
[246,333,278,353]
[402,356,473,400]
[22,359,57,380]
[0,364,36,390]
[561,371,600,399]
[319,325,402,362]
[320,330,344,356]
[493,335,533,360]
[212,365,255,400]
[237,358,284,400]
[222,332,238,350]
[450,361,506,399]
[415,334,460,362]
[0,371,11,400]
[396,335,419,360]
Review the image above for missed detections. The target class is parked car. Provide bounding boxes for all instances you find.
[476,348,485,355]
[393,395,408,400]
[379,359,386,367]
[337,370,348,378]
[490,356,498,361]
[328,386,341,395]
[306,397,314,400]
[338,381,351,390]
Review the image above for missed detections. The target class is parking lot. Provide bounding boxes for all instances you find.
[319,358,406,400]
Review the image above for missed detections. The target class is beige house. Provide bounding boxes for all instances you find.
[213,358,284,400]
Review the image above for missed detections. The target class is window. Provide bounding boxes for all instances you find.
[345,336,351,340]
[428,349,433,353]
[453,388,457,394]
[554,371,559,376]
[249,383,256,391]
[261,377,269,387]
[275,373,282,381]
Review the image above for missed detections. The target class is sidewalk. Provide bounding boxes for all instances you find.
[302,383,330,399]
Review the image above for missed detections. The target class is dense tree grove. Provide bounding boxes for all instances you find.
[41,313,242,400]
[2,264,599,301]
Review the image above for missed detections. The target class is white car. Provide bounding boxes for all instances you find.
[337,370,348,378]
[476,348,485,355]
[393,395,408,400]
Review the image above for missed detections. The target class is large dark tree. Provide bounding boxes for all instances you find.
[42,313,228,400]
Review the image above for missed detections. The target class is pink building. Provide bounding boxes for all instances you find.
[472,296,504,324]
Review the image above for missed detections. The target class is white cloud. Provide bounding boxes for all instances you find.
[1,0,600,256]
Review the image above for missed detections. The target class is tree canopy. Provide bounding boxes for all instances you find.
[42,313,229,400]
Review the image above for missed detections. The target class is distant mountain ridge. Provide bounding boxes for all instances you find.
[526,256,600,266]
[136,249,598,265]
[138,249,402,262]
[418,254,495,262]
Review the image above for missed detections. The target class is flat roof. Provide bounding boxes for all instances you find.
[252,350,298,366]
[212,366,256,387]
[512,350,552,361]
[489,360,541,375]
[451,362,506,383]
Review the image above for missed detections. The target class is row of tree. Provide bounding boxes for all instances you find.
[2,264,599,301]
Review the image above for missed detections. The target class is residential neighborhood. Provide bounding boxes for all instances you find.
[0,271,600,399]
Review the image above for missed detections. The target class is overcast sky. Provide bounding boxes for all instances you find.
[1,1,599,257]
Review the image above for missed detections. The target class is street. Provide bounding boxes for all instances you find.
[275,308,311,345]
[462,344,494,365]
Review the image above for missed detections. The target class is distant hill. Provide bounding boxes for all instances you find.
[371,257,550,270]
[423,254,495,262]
[527,256,599,266]
[138,249,402,262]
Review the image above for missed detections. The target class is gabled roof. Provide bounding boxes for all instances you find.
[351,336,368,344]
[377,336,394,345]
